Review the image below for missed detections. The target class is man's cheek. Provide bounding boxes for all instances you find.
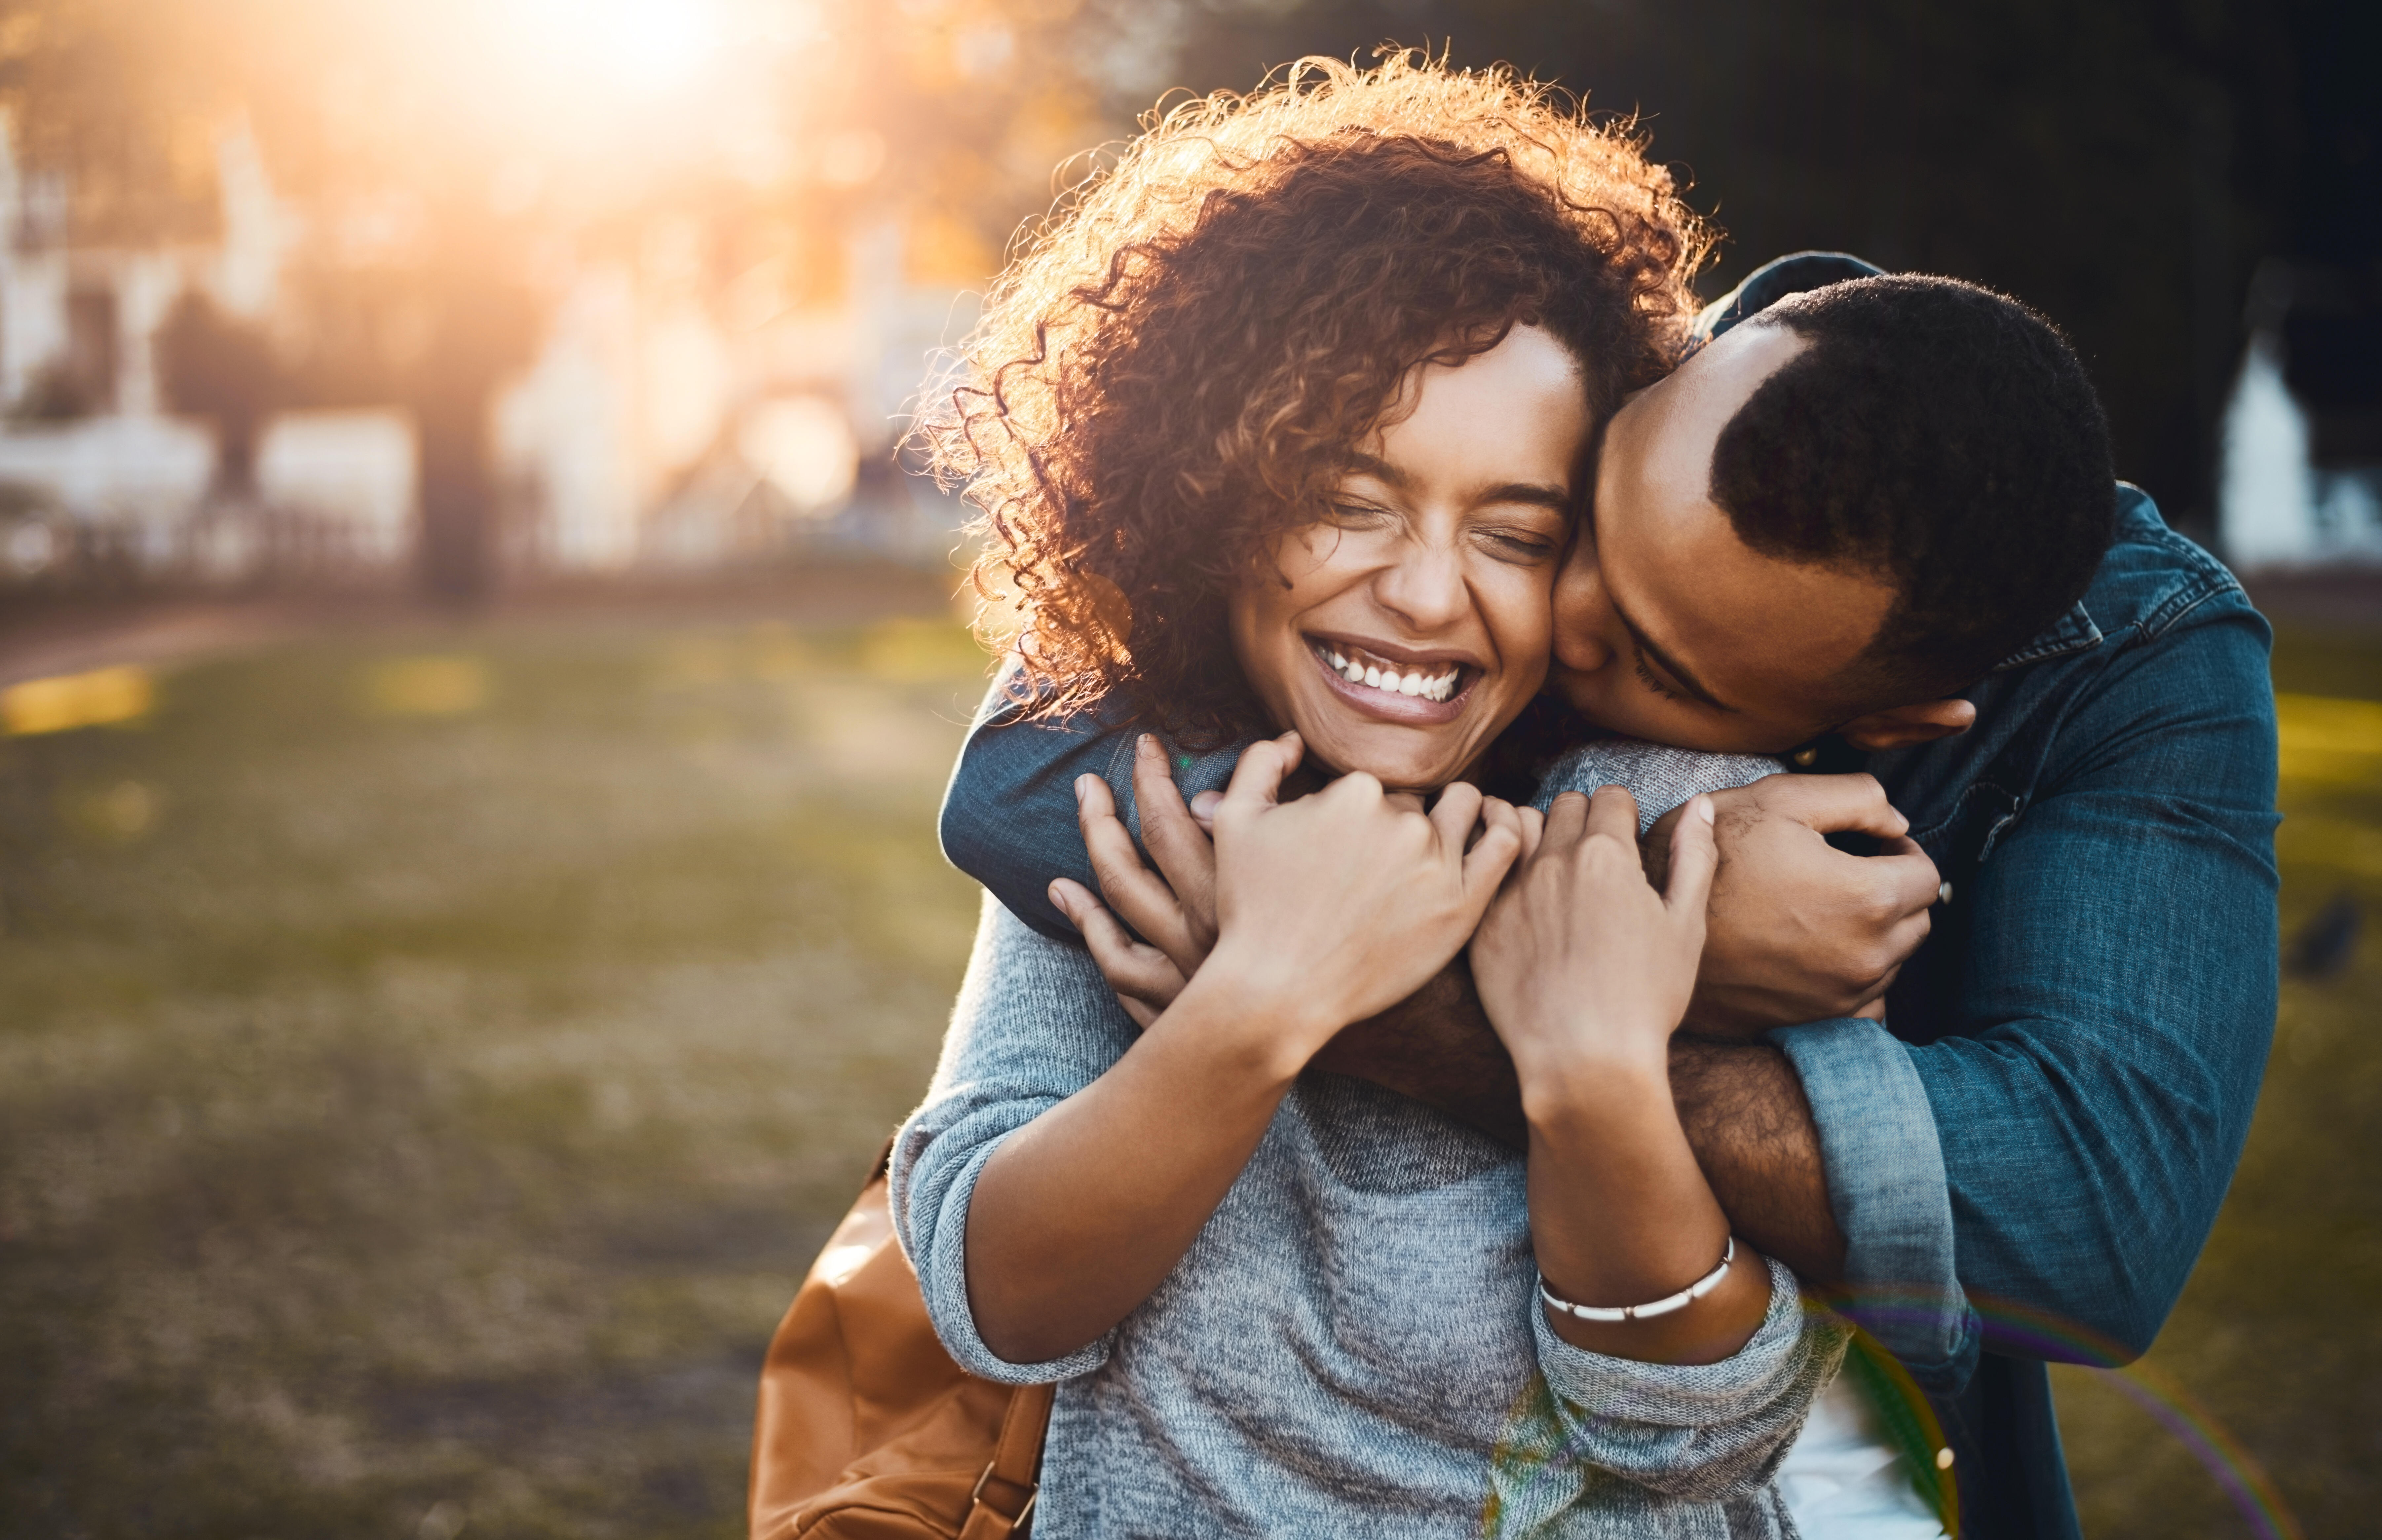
[1545,667,1593,714]
[1568,687,1658,739]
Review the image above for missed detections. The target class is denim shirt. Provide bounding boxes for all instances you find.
[934,256,2280,1540]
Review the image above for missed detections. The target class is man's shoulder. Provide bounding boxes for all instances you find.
[1981,487,2257,684]
[1881,486,2269,815]
[954,667,1246,805]
[2076,485,2259,647]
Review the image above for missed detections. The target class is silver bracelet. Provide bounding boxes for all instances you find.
[1539,1238,1737,1323]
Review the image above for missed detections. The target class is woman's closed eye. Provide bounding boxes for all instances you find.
[1325,500,1395,528]
[1471,523,1561,565]
[1318,499,1561,565]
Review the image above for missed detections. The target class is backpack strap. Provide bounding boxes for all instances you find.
[957,1383,1056,1540]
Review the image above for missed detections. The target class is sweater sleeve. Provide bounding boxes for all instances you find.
[889,892,1140,1384]
[1533,737,1786,826]
[1525,1257,1851,1504]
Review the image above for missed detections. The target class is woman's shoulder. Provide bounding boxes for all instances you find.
[1534,736,1785,825]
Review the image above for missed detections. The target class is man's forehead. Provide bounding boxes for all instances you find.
[1597,437,1892,709]
[1634,320,1808,448]
[1636,520,1893,701]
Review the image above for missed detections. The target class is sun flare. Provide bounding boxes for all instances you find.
[504,0,725,96]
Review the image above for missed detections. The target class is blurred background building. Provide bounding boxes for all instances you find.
[2221,260,2382,568]
[0,0,2371,593]
[0,0,1173,601]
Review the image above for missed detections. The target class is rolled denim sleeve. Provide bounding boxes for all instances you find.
[1903,603,2279,1373]
[1770,1016,1976,1383]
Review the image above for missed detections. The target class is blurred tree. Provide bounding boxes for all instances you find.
[402,215,536,606]
[1163,0,2382,538]
[0,0,543,601]
[156,292,277,499]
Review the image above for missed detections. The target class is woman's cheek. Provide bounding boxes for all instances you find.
[1279,524,1350,586]
[1482,563,1560,692]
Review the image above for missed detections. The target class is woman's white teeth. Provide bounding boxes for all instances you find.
[1320,644,1460,702]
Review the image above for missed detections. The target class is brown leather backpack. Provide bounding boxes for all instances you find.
[748,1151,1054,1540]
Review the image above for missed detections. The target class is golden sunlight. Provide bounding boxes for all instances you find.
[502,0,726,96]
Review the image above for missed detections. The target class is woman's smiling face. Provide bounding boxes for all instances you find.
[1230,324,1591,791]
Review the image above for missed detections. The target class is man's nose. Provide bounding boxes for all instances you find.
[1374,541,1469,632]
[1552,558,1618,671]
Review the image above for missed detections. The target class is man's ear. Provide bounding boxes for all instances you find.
[1838,697,1977,752]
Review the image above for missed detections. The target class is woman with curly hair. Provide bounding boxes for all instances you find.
[893,55,1846,1535]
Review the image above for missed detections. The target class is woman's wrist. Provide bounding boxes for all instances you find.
[1158,946,1340,1083]
[1513,1033,1673,1135]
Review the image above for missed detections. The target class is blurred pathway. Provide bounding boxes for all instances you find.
[0,566,963,691]
[0,600,315,689]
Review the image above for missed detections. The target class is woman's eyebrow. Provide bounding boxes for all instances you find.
[1476,480,1573,510]
[1340,453,1568,509]
[1340,451,1410,488]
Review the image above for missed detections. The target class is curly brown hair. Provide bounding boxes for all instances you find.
[926,51,1712,744]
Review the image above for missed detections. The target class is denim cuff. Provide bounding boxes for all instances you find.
[1770,1016,1980,1392]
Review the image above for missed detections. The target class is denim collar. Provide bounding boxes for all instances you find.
[1991,599,2103,672]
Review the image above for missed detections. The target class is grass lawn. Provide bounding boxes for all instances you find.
[0,597,2375,1538]
[0,604,991,1539]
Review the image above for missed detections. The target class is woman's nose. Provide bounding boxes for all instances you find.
[1374,542,1469,632]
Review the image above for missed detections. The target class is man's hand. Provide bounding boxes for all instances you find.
[1644,774,1940,1038]
[1309,961,1529,1147]
[1047,734,1219,1028]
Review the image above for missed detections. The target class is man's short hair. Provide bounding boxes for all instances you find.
[1709,275,2116,708]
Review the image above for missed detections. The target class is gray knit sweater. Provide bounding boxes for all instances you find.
[892,739,1848,1538]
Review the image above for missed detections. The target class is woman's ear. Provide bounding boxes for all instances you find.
[1838,697,1978,752]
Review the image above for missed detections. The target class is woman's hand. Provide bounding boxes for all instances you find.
[1472,788,1774,1365]
[1196,733,1524,1073]
[1472,786,1716,1110]
[969,735,1521,1364]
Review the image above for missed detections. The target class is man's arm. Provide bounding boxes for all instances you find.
[1734,582,2278,1401]
[945,672,1927,1290]
[940,670,1253,945]
[1875,599,2278,1368]
[1027,722,1930,1268]
[1670,1038,1846,1281]
[938,673,1123,943]
[1308,960,1849,1282]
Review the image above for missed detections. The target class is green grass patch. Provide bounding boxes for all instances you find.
[0,613,992,1540]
